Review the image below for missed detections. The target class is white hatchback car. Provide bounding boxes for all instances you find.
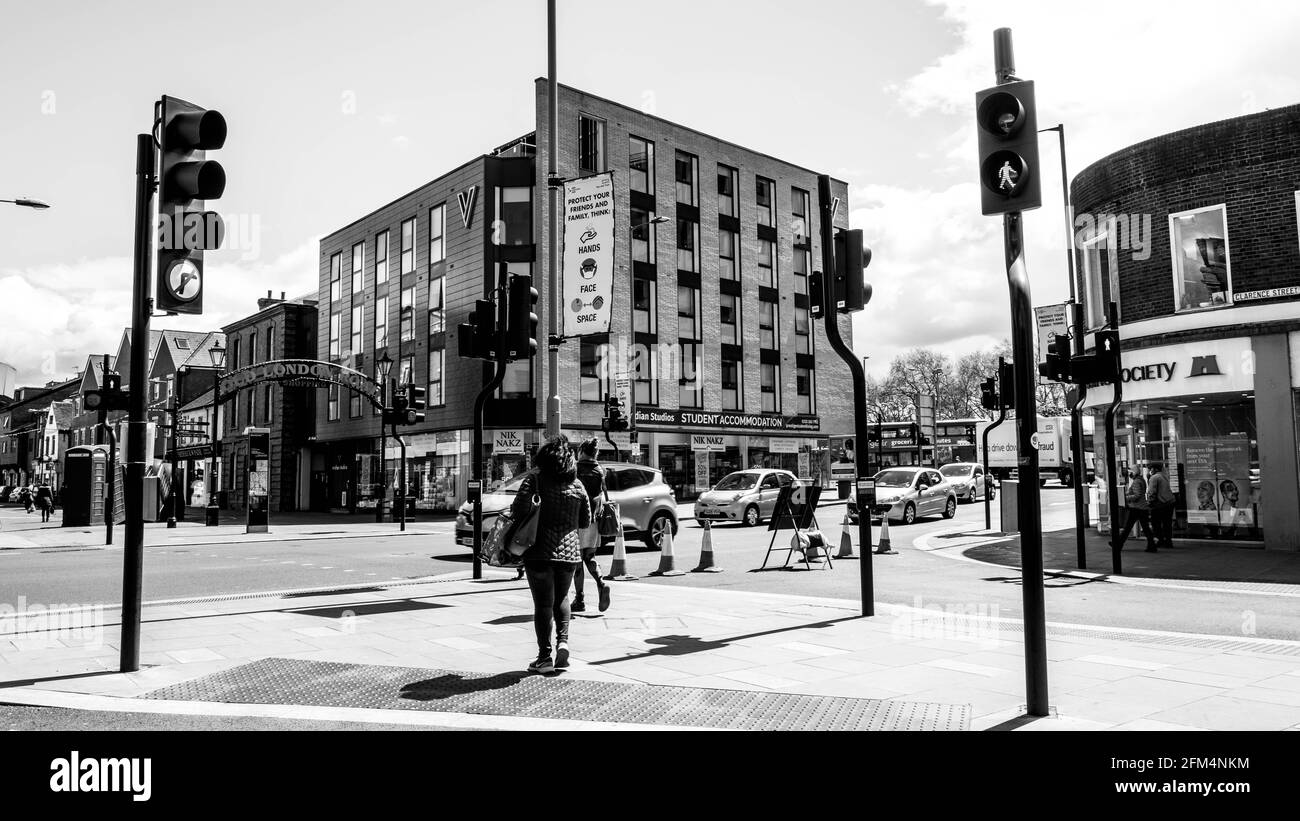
[867,467,959,525]
[939,463,996,503]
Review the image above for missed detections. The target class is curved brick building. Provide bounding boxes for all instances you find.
[1071,104,1300,550]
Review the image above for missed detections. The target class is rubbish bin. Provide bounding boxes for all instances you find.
[999,479,1019,535]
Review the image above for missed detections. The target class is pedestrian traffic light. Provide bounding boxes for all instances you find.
[998,358,1016,411]
[457,299,497,360]
[505,274,539,361]
[156,95,227,316]
[980,376,999,411]
[1070,330,1122,386]
[832,229,873,314]
[402,385,427,426]
[975,80,1041,215]
[604,393,629,432]
[1038,334,1071,383]
[384,387,408,426]
[84,372,130,414]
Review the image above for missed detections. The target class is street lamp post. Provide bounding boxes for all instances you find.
[206,343,225,527]
[376,351,393,524]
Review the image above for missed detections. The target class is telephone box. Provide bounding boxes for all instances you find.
[246,427,271,533]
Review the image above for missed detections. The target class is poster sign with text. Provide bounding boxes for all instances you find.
[1034,303,1070,385]
[492,429,524,455]
[695,452,711,491]
[561,172,616,337]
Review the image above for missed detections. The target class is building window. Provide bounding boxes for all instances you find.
[631,207,657,264]
[352,242,364,294]
[795,306,811,355]
[428,277,445,335]
[676,218,699,273]
[791,187,810,244]
[675,151,698,207]
[678,286,702,409]
[329,252,342,302]
[327,384,339,421]
[399,355,414,389]
[375,296,388,349]
[1082,221,1121,331]
[400,285,415,342]
[350,305,363,357]
[721,358,741,411]
[429,204,446,264]
[793,247,809,294]
[756,177,774,227]
[761,363,780,413]
[679,342,702,409]
[719,229,738,281]
[633,343,657,406]
[375,230,389,285]
[401,217,416,275]
[718,165,738,217]
[580,340,607,402]
[263,384,273,423]
[758,238,775,287]
[759,300,777,350]
[630,136,654,195]
[266,324,275,360]
[677,285,701,341]
[578,115,605,173]
[796,367,814,414]
[1170,205,1231,312]
[720,293,740,345]
[328,313,341,358]
[349,386,362,418]
[633,278,656,334]
[497,187,533,246]
[428,349,444,406]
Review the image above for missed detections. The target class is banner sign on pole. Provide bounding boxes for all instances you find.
[561,172,616,337]
[1034,303,1070,384]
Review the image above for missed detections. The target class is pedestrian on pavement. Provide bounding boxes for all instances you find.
[17,485,33,514]
[513,434,589,675]
[1146,462,1176,550]
[573,438,611,614]
[1111,467,1155,551]
[34,484,54,523]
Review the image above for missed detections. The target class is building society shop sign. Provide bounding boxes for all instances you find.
[636,409,820,432]
[561,172,616,337]
[1084,337,1254,407]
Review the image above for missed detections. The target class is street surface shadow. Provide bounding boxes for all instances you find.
[399,671,528,701]
[485,614,534,625]
[283,586,386,599]
[589,616,856,666]
[983,712,1056,731]
[286,600,449,619]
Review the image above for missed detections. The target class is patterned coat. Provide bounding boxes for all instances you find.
[512,473,589,564]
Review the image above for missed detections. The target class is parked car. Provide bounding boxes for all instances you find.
[939,462,996,503]
[0,486,12,503]
[848,467,958,525]
[455,463,678,551]
[694,469,800,527]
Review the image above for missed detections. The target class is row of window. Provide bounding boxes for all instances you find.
[226,326,277,430]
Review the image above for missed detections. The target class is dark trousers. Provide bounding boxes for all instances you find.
[524,561,576,655]
[1114,507,1153,548]
[572,547,606,599]
[1150,504,1175,546]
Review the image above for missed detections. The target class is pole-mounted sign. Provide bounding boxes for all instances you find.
[561,172,616,336]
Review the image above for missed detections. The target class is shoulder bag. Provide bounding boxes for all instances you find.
[508,487,543,555]
[596,475,621,538]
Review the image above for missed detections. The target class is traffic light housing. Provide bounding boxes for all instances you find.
[403,385,427,426]
[1070,330,1122,386]
[809,271,824,319]
[156,95,227,315]
[505,274,539,361]
[832,229,873,314]
[84,372,130,414]
[1038,334,1072,384]
[604,393,629,432]
[457,299,498,360]
[998,359,1016,411]
[980,376,999,411]
[975,80,1041,215]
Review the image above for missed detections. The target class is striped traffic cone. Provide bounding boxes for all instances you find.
[603,526,637,581]
[692,520,723,573]
[875,516,897,555]
[836,513,857,559]
[649,525,686,577]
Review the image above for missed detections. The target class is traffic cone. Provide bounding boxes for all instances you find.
[691,520,723,573]
[836,513,857,559]
[875,516,897,555]
[649,525,686,577]
[603,526,637,581]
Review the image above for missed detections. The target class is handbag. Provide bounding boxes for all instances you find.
[479,512,523,567]
[508,491,543,554]
[596,487,621,538]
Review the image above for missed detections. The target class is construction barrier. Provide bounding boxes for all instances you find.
[875,516,897,555]
[649,525,686,577]
[835,512,856,559]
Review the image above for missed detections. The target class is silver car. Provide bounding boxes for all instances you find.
[868,467,958,525]
[939,463,995,503]
[455,463,679,550]
[694,469,799,527]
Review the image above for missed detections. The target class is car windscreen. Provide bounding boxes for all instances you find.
[715,473,758,491]
[940,465,973,478]
[498,471,534,493]
[875,471,917,488]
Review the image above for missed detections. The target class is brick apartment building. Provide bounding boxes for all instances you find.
[1071,104,1300,550]
[313,81,855,511]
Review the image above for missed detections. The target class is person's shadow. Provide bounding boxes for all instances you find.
[399,671,529,702]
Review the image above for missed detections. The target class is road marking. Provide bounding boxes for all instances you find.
[321,566,334,570]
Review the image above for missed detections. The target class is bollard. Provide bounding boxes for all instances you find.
[875,515,897,555]
[648,524,686,577]
[603,526,637,581]
[691,519,724,573]
[835,512,857,559]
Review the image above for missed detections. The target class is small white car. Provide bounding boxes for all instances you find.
[867,467,958,525]
[939,463,996,503]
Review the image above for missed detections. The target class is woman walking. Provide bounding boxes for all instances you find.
[573,438,612,613]
[511,435,589,675]
[34,484,54,523]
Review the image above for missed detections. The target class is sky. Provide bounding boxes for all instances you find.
[2,0,1298,390]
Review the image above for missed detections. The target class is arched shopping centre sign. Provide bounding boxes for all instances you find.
[216,359,382,410]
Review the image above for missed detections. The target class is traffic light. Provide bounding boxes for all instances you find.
[403,385,427,426]
[457,299,497,360]
[84,372,130,415]
[383,387,408,426]
[975,80,1041,215]
[980,376,999,411]
[809,272,824,319]
[505,274,539,361]
[1038,334,1072,383]
[998,358,1016,411]
[156,96,227,315]
[1071,330,1122,386]
[604,393,629,432]
[832,229,873,314]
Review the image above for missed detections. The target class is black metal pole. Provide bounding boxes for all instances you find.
[207,365,221,526]
[471,260,510,581]
[816,174,875,615]
[1104,301,1124,575]
[394,418,406,533]
[166,396,178,528]
[1067,301,1089,569]
[983,399,1007,532]
[604,423,621,463]
[377,379,388,523]
[121,131,155,674]
[104,414,116,546]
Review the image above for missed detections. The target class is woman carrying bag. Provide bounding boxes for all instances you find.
[573,438,612,613]
[511,435,590,675]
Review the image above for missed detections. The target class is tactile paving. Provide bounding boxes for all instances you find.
[141,657,970,731]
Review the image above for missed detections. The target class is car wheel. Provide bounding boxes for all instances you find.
[943,497,957,519]
[743,505,761,527]
[643,513,676,549]
[902,503,916,525]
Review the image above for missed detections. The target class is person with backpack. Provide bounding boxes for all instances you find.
[511,435,589,675]
[1111,467,1155,552]
[1145,462,1176,550]
[572,438,612,614]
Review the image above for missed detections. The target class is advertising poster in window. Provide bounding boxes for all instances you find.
[1184,436,1254,528]
[561,172,616,337]
[1183,439,1219,525]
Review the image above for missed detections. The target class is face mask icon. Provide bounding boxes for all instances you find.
[579,258,598,279]
[571,296,605,312]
